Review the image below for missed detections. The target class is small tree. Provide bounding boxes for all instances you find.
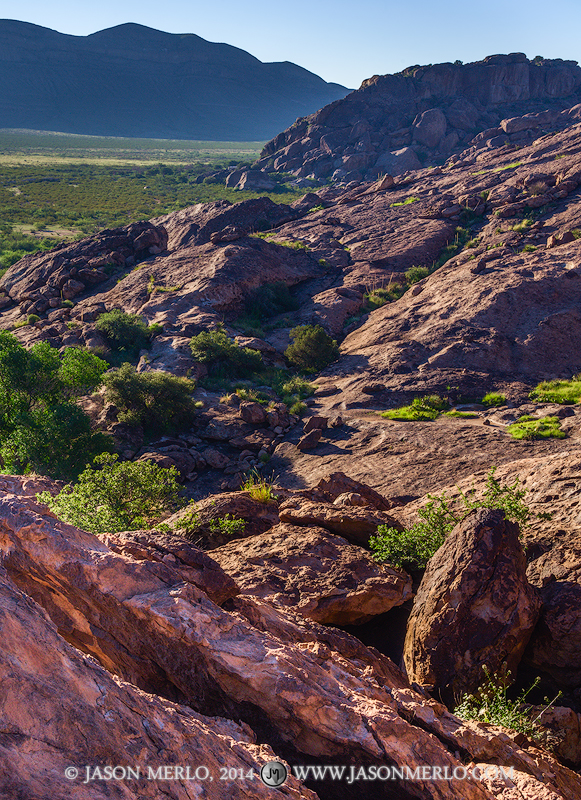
[104,363,197,434]
[0,334,110,479]
[37,453,183,534]
[284,324,339,372]
[189,327,263,378]
[95,309,159,361]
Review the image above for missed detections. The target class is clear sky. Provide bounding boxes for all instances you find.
[5,0,581,89]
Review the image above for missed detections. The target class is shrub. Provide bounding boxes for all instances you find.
[190,328,263,379]
[242,470,278,503]
[482,392,506,407]
[174,507,246,540]
[95,309,157,361]
[405,266,429,285]
[0,335,109,479]
[103,363,197,434]
[284,325,339,372]
[37,453,183,534]
[530,376,581,404]
[442,410,478,418]
[507,415,565,440]
[381,395,449,421]
[370,467,530,571]
[454,666,559,740]
[27,313,40,326]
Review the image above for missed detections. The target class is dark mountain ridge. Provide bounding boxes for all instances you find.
[0,20,349,140]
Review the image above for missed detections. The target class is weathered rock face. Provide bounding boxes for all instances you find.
[4,481,581,798]
[258,54,581,181]
[525,532,581,687]
[404,509,541,704]
[211,522,412,625]
[101,529,240,605]
[0,567,315,800]
[278,496,402,546]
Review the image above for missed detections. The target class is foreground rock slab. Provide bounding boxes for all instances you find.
[404,509,541,704]
[2,479,581,799]
[211,522,412,624]
[0,567,314,800]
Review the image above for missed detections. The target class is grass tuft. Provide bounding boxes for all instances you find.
[507,416,565,440]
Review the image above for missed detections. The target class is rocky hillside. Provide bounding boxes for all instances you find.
[3,64,581,800]
[255,53,581,182]
[0,20,348,140]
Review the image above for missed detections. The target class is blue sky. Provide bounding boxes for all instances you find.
[6,0,581,88]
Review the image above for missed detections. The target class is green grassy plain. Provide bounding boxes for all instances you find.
[0,129,300,268]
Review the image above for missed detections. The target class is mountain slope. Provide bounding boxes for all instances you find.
[0,20,349,140]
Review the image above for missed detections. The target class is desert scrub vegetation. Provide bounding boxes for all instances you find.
[190,327,264,379]
[0,160,300,237]
[530,376,581,403]
[482,392,506,407]
[0,334,111,479]
[370,467,530,571]
[95,309,162,363]
[454,666,560,740]
[242,470,278,503]
[507,415,565,440]
[173,505,246,541]
[381,395,449,421]
[37,453,183,534]
[103,363,197,434]
[0,223,62,270]
[390,196,419,208]
[284,324,339,372]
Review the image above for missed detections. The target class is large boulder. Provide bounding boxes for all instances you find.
[525,532,581,687]
[375,146,422,175]
[211,522,412,625]
[278,496,402,546]
[404,509,541,704]
[413,108,447,148]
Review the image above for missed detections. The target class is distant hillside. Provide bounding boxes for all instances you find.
[0,20,349,140]
[258,53,581,181]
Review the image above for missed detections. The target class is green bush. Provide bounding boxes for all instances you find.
[507,415,565,440]
[370,467,530,571]
[381,395,449,421]
[454,666,559,740]
[0,334,109,478]
[190,328,264,379]
[37,453,183,534]
[242,470,278,503]
[405,266,429,285]
[530,376,581,404]
[284,325,339,372]
[174,507,246,540]
[443,410,478,418]
[482,392,506,407]
[103,363,197,434]
[95,309,158,361]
